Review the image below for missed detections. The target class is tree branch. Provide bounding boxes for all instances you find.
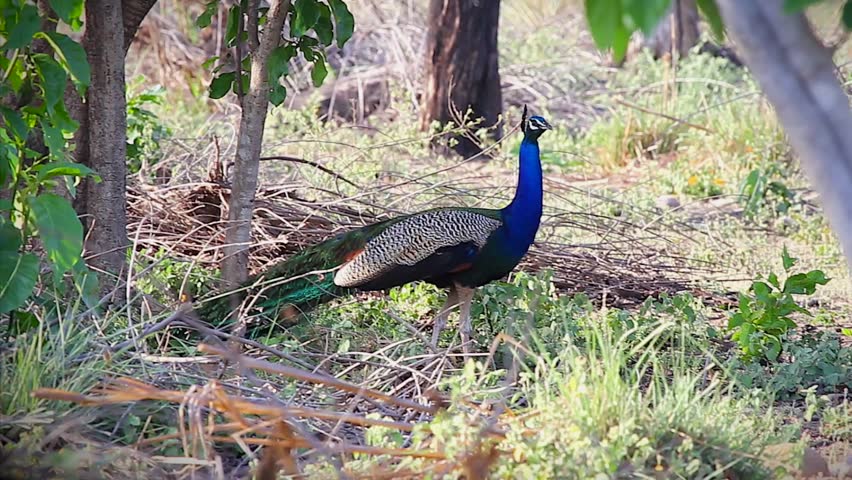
[235,4,245,100]
[221,0,290,308]
[247,0,260,53]
[122,0,158,53]
[715,0,852,272]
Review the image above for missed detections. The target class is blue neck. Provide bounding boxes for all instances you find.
[501,137,543,255]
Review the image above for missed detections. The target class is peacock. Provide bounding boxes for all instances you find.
[198,107,551,353]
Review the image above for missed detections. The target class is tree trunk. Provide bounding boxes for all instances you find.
[220,0,290,327]
[67,0,157,301]
[419,0,502,158]
[715,0,852,273]
[80,0,129,300]
[643,0,700,60]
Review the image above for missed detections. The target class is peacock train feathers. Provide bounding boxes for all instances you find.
[197,107,552,352]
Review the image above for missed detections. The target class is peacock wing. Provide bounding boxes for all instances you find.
[333,209,502,289]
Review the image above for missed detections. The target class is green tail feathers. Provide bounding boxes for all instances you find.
[196,221,387,327]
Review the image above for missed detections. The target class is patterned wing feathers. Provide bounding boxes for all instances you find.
[333,209,501,288]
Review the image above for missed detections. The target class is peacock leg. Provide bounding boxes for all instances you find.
[456,286,476,355]
[431,286,459,348]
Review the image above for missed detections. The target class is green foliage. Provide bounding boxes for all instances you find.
[733,330,852,397]
[0,0,98,316]
[821,396,852,440]
[355,319,792,479]
[1,306,104,414]
[845,1,852,29]
[781,0,852,19]
[134,248,217,304]
[784,0,822,11]
[199,0,354,106]
[30,193,83,273]
[727,247,829,362]
[126,80,172,175]
[583,0,724,61]
[584,0,852,62]
[740,164,796,220]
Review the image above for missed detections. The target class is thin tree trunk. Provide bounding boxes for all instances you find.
[715,0,852,273]
[643,0,699,60]
[419,0,502,158]
[82,0,128,300]
[221,0,290,326]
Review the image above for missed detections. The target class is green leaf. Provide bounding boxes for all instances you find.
[47,102,78,132]
[34,161,94,181]
[768,272,780,289]
[197,0,219,28]
[765,336,782,362]
[30,193,83,273]
[329,0,354,48]
[202,56,219,70]
[48,0,84,27]
[844,1,852,30]
[33,54,68,109]
[0,142,19,189]
[72,261,99,309]
[0,106,29,143]
[611,20,631,63]
[783,0,820,13]
[311,56,328,87]
[292,0,320,37]
[584,0,621,51]
[0,252,39,314]
[267,45,293,107]
[269,84,287,106]
[623,0,671,35]
[0,223,22,253]
[40,32,91,89]
[2,56,27,93]
[781,245,796,271]
[225,5,240,47]
[10,310,39,335]
[752,281,771,302]
[40,119,65,160]
[728,312,744,329]
[209,71,235,99]
[3,4,40,50]
[737,292,752,316]
[783,270,828,295]
[696,0,724,39]
[314,3,334,46]
[267,44,293,84]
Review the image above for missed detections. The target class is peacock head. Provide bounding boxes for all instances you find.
[521,105,552,141]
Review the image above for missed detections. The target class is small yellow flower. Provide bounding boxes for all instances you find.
[687,175,699,186]
[713,178,726,186]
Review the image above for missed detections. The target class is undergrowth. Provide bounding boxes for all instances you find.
[3,3,852,478]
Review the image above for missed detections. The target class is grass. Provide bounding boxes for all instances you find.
[3,0,852,477]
